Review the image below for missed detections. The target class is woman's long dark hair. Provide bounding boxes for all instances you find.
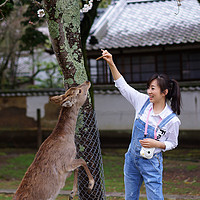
[147,74,181,115]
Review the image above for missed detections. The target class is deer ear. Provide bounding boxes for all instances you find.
[50,95,63,104]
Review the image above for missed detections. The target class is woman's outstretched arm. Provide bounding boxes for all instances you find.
[101,49,122,81]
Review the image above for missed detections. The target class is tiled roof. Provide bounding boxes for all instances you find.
[0,89,65,97]
[86,0,200,50]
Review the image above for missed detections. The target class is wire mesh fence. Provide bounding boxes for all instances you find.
[75,103,106,200]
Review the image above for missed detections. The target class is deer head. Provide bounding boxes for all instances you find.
[50,81,91,108]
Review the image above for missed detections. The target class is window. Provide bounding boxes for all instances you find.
[88,58,111,84]
[182,52,200,80]
[131,56,140,82]
[89,59,98,83]
[123,56,132,82]
[88,50,200,84]
[165,54,181,80]
[140,56,155,81]
[157,54,181,80]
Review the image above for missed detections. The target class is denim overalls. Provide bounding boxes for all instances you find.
[124,98,176,200]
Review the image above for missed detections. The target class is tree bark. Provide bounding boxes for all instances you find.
[43,0,105,199]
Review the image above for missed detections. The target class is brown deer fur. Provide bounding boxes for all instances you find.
[13,81,94,200]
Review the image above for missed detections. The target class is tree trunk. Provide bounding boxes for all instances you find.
[43,0,106,199]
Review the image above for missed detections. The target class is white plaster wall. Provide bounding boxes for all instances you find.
[24,90,200,131]
[179,91,200,130]
[94,90,200,131]
[94,94,135,130]
[26,96,49,120]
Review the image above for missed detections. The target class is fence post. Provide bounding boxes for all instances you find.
[37,108,42,148]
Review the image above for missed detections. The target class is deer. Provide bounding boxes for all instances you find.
[13,81,94,200]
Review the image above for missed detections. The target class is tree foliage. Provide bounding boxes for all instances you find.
[0,2,26,89]
[0,0,111,89]
[0,0,14,19]
[20,27,48,52]
[0,0,49,89]
[20,0,48,52]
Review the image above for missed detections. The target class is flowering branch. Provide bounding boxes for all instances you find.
[80,0,101,13]
[29,8,45,25]
[175,0,182,15]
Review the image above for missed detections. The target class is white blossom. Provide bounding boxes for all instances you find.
[84,4,88,8]
[80,0,101,13]
[37,9,45,18]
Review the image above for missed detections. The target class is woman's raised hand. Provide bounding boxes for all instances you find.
[98,49,121,80]
[101,49,114,65]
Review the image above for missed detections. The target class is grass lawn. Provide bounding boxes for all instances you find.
[0,148,199,199]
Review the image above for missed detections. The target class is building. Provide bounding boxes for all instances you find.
[87,0,200,84]
[86,0,200,146]
[0,0,200,147]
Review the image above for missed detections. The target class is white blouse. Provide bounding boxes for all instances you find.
[115,76,181,153]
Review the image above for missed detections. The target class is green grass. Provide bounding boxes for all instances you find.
[186,164,198,171]
[0,154,34,179]
[0,194,130,200]
[0,194,12,200]
[103,155,124,192]
[0,148,199,199]
[0,152,6,156]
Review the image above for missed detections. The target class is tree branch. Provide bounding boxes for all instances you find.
[32,0,43,8]
[0,0,9,8]
[15,67,45,86]
[0,0,10,20]
[80,0,101,45]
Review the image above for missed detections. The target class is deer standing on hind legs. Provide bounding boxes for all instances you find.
[13,81,94,200]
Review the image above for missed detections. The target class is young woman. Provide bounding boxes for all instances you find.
[101,50,181,200]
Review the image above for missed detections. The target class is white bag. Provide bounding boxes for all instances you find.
[140,147,155,159]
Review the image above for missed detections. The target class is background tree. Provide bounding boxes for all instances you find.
[0,0,14,19]
[0,1,24,89]
[0,0,13,88]
[33,61,63,88]
[0,0,50,89]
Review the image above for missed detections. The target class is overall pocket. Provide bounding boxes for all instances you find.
[149,153,163,175]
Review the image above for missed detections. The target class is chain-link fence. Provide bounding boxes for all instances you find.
[75,103,106,200]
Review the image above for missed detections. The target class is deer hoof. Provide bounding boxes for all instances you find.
[88,179,95,191]
[69,191,74,200]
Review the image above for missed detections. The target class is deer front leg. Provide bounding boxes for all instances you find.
[67,159,94,192]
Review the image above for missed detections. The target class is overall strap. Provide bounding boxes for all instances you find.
[158,113,176,129]
[138,98,150,117]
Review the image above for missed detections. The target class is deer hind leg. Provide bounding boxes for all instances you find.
[67,159,94,192]
[70,168,78,199]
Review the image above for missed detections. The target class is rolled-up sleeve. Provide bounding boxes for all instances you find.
[163,120,181,152]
